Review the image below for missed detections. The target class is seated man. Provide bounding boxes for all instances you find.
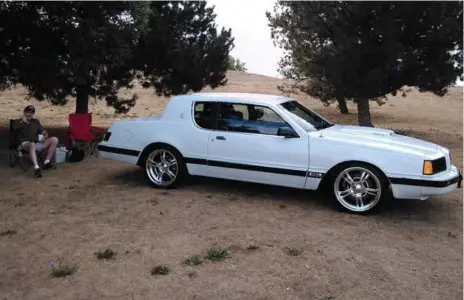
[13,105,58,178]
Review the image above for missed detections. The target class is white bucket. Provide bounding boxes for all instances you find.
[54,147,69,164]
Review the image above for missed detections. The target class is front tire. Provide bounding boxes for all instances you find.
[328,163,389,214]
[143,146,186,189]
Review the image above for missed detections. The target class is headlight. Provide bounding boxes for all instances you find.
[423,157,447,175]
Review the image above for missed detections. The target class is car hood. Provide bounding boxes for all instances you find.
[320,125,440,156]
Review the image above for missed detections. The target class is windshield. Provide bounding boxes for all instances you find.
[279,100,333,131]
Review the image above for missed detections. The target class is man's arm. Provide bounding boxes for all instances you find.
[36,120,48,139]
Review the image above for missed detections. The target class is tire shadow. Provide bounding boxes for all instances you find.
[108,166,333,210]
[106,166,460,223]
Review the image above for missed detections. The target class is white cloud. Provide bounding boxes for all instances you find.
[207,0,284,78]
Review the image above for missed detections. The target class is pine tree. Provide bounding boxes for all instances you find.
[267,1,463,126]
[0,1,234,113]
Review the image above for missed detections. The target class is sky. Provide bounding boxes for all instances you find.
[206,0,284,78]
[206,0,463,86]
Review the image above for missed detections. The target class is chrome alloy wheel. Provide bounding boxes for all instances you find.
[334,167,382,213]
[145,149,179,187]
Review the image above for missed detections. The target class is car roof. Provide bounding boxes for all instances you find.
[183,92,294,106]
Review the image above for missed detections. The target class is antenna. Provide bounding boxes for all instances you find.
[321,67,325,137]
[322,67,325,100]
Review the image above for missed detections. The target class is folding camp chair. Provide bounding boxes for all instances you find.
[65,113,107,157]
[8,119,45,171]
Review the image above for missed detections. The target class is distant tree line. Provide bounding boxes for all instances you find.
[228,55,247,72]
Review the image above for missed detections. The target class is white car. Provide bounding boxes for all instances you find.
[97,92,462,214]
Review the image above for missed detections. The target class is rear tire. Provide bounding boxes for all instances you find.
[327,162,390,214]
[142,145,187,189]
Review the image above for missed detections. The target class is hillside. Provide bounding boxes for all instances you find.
[1,71,462,133]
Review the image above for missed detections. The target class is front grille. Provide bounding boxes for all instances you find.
[432,156,447,174]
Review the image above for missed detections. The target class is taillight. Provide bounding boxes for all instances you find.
[103,132,112,141]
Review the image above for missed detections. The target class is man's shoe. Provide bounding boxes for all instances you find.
[34,168,42,178]
[43,162,56,170]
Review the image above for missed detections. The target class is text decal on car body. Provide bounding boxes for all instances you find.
[307,171,324,178]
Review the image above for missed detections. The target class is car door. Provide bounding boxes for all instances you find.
[206,102,309,189]
[182,100,218,177]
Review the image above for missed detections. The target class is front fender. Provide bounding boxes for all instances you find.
[309,135,425,180]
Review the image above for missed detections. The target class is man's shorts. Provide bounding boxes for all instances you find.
[20,141,45,152]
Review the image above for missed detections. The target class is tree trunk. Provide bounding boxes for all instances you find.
[75,85,89,114]
[336,95,349,114]
[356,98,374,127]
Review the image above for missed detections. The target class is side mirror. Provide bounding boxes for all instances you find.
[277,127,299,138]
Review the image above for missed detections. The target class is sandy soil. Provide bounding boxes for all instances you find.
[0,71,462,300]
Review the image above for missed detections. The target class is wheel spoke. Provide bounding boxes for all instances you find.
[338,189,351,199]
[166,169,176,179]
[343,172,355,185]
[150,162,161,169]
[365,188,379,196]
[161,151,167,163]
[355,195,364,208]
[167,159,176,167]
[360,171,370,183]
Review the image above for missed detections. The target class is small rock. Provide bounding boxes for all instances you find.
[448,232,457,238]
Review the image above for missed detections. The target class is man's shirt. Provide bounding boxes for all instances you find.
[13,119,44,143]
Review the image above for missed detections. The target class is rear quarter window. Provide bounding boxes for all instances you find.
[193,102,215,129]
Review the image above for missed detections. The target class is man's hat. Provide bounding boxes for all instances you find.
[24,105,35,112]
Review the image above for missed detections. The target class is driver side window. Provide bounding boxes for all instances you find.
[217,102,292,136]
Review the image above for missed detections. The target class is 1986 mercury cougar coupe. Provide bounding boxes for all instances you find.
[97,92,462,214]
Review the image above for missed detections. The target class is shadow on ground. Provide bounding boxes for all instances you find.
[108,164,454,223]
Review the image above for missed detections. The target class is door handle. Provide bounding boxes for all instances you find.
[216,136,226,140]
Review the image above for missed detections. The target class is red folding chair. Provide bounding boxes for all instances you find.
[65,113,107,157]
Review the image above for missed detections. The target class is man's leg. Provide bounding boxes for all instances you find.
[42,136,58,169]
[21,142,42,177]
[21,142,39,167]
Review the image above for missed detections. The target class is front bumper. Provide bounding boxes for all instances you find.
[458,169,462,188]
[390,165,462,199]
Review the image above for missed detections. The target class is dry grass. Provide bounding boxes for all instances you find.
[0,71,462,300]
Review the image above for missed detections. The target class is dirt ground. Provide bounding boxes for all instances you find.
[0,71,462,300]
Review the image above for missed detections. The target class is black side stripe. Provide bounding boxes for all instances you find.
[184,157,207,165]
[389,175,461,188]
[208,159,307,177]
[184,157,322,178]
[97,147,461,188]
[97,145,141,157]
